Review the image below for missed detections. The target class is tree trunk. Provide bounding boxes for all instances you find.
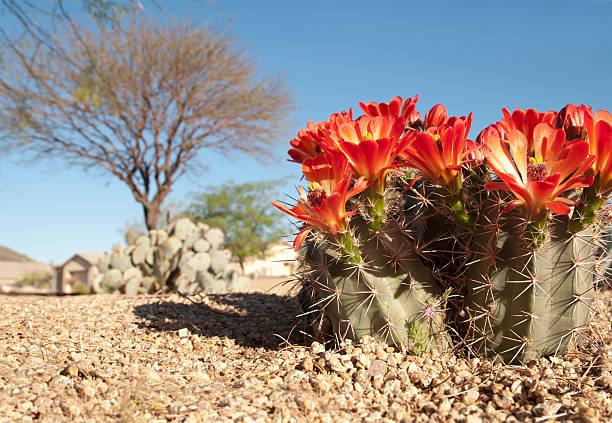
[141,195,167,231]
[142,204,158,231]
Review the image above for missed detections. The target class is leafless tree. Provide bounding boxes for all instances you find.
[0,12,293,230]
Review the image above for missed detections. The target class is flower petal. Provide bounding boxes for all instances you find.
[545,201,571,215]
[595,120,612,181]
[507,130,527,183]
[293,226,312,250]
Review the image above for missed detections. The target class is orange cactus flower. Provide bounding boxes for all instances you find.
[359,95,421,127]
[424,104,449,131]
[583,108,612,194]
[288,120,330,164]
[495,107,558,152]
[482,123,595,216]
[401,113,474,187]
[301,150,351,194]
[272,152,370,250]
[328,110,413,193]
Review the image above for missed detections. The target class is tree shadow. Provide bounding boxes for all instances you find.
[133,292,311,350]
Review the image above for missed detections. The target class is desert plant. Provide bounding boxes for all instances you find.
[71,281,90,294]
[274,97,612,363]
[15,271,52,288]
[186,179,291,270]
[94,217,249,294]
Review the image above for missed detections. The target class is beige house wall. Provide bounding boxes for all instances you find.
[243,242,298,278]
[0,261,53,286]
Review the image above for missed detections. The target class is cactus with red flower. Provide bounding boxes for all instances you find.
[274,97,612,363]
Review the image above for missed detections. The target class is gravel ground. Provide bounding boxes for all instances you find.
[1,286,612,422]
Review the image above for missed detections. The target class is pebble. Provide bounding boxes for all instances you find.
[465,415,483,423]
[302,357,313,372]
[368,359,387,376]
[463,390,480,405]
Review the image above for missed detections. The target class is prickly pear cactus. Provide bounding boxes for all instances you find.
[465,200,598,363]
[94,218,250,294]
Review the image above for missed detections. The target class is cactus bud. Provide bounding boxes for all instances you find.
[424,104,448,130]
[556,104,588,141]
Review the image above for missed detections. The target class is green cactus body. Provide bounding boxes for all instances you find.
[303,218,449,352]
[466,212,597,364]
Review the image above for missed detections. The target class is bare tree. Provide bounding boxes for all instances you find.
[0,1,154,46]
[0,13,293,230]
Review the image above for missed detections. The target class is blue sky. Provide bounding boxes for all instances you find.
[1,0,611,263]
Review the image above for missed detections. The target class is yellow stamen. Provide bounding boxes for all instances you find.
[363,132,374,140]
[308,181,320,191]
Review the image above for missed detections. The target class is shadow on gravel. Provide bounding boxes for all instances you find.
[133,292,311,350]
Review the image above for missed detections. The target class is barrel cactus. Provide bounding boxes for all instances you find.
[301,214,450,353]
[274,97,612,362]
[465,197,600,362]
[274,96,472,353]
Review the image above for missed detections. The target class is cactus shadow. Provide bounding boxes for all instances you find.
[132,292,310,350]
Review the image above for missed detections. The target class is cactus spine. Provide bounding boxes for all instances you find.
[465,201,598,363]
[302,215,449,353]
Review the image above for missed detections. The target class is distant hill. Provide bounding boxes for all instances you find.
[0,245,34,262]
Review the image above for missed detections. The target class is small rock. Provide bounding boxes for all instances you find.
[463,390,479,405]
[178,328,190,338]
[493,393,514,409]
[310,342,325,355]
[510,379,523,394]
[302,357,314,372]
[368,359,386,376]
[76,382,96,398]
[296,397,316,411]
[465,415,483,423]
[438,400,451,414]
[533,402,562,417]
[372,374,384,390]
[328,356,347,373]
[66,366,79,378]
[313,376,330,392]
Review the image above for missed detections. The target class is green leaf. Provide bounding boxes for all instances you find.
[185,179,292,265]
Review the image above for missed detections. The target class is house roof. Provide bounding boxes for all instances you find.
[71,252,107,265]
[0,245,34,262]
[73,252,107,264]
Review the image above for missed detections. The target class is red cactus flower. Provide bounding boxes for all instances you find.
[556,104,590,141]
[423,104,474,140]
[359,95,421,126]
[495,107,558,152]
[467,134,486,164]
[482,123,595,216]
[401,113,475,187]
[288,120,331,164]
[583,108,612,194]
[328,111,414,193]
[301,150,352,194]
[272,152,370,250]
[424,104,449,131]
